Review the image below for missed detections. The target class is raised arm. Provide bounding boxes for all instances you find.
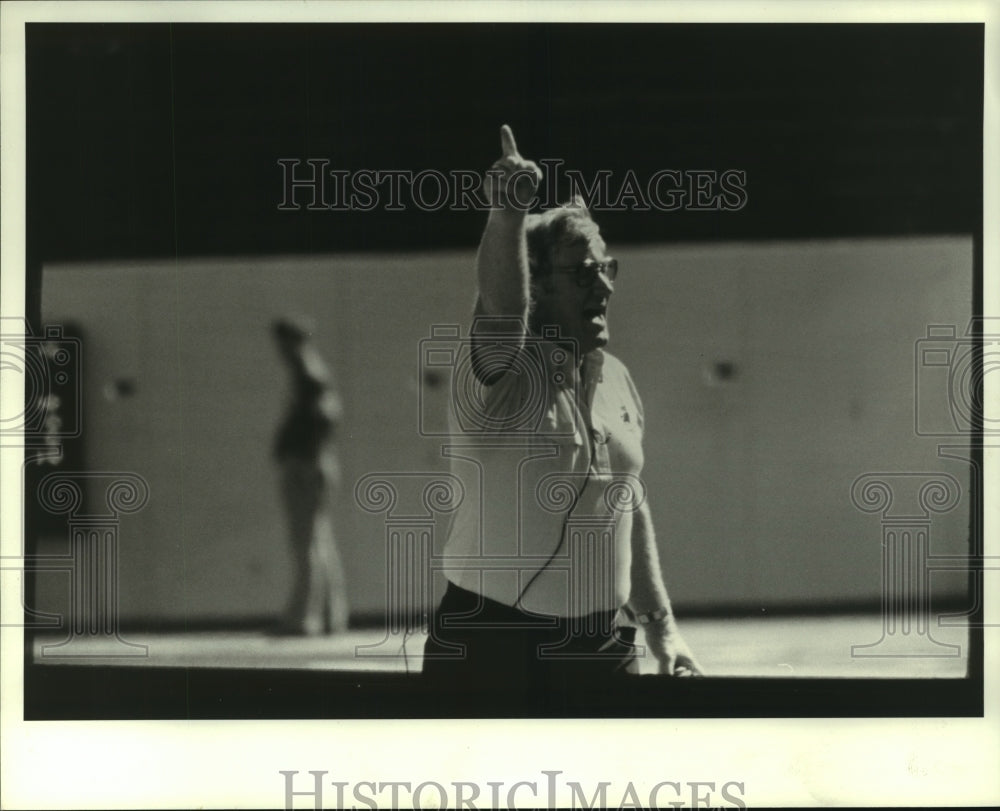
[473,124,542,337]
[628,500,704,676]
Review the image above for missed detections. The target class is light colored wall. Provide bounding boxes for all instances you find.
[38,236,972,621]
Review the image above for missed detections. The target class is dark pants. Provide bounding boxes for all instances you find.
[422,582,638,693]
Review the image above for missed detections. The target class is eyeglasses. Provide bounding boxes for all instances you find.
[553,258,619,288]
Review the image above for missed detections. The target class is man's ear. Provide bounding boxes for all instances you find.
[527,276,550,333]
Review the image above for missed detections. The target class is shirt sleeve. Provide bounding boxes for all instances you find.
[452,340,537,434]
[622,363,645,435]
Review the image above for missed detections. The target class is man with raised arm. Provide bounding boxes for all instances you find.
[422,125,701,687]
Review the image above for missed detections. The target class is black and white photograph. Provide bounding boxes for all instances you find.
[2,1,997,808]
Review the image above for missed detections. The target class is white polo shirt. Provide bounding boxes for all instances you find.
[439,337,646,617]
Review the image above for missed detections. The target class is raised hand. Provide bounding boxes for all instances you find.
[483,124,542,212]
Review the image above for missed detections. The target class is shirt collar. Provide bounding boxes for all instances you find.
[582,348,605,384]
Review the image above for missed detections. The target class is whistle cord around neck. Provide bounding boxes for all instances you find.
[514,464,593,610]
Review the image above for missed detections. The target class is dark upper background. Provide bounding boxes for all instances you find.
[26,23,983,263]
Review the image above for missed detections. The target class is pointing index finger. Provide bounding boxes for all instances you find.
[499,124,519,158]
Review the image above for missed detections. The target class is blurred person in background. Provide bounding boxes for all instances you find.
[272,317,349,635]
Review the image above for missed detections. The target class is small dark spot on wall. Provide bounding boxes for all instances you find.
[714,361,737,381]
[704,360,739,386]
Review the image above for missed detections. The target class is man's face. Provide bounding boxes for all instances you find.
[534,234,615,356]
